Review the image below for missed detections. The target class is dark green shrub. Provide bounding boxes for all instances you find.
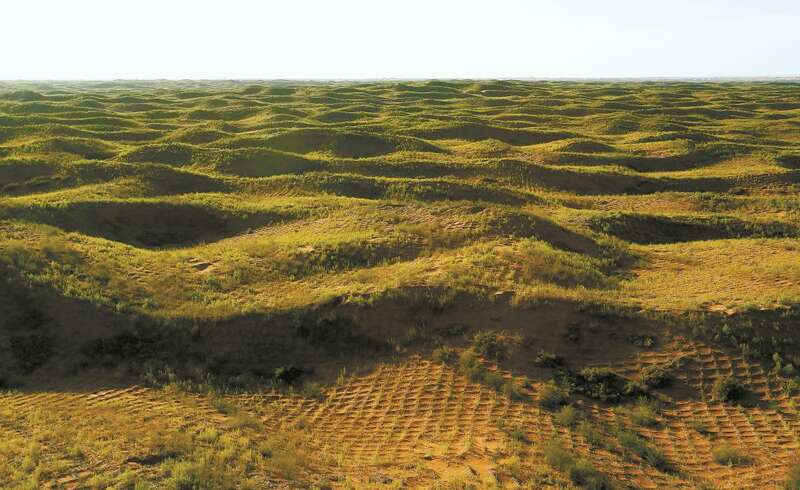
[273,365,309,385]
[299,381,325,400]
[640,364,673,388]
[627,333,655,348]
[578,367,626,402]
[539,381,567,411]
[501,377,528,401]
[483,370,505,391]
[470,330,521,361]
[432,346,458,364]
[712,376,747,403]
[533,350,564,368]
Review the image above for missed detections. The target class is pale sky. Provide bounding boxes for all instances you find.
[3,0,799,80]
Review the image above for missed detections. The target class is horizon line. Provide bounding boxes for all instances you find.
[2,76,800,84]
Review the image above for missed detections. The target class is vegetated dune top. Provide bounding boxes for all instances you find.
[1,81,800,489]
[1,79,799,318]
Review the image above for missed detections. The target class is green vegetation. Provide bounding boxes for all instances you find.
[712,376,747,403]
[538,381,568,411]
[469,330,522,361]
[2,79,799,488]
[457,349,527,400]
[712,442,752,467]
[618,398,661,427]
[554,404,582,427]
[544,441,609,489]
[614,428,670,472]
[787,461,800,490]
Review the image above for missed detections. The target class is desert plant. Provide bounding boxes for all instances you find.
[712,376,747,403]
[433,346,459,365]
[687,418,711,435]
[624,398,661,427]
[532,350,564,368]
[577,420,606,448]
[554,405,581,427]
[786,460,800,490]
[616,428,670,471]
[543,441,609,489]
[470,330,521,361]
[558,367,627,402]
[640,364,673,388]
[712,442,751,466]
[539,381,568,411]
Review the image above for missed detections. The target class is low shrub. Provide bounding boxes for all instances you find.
[501,376,528,401]
[544,441,609,489]
[563,367,627,402]
[554,405,581,427]
[577,420,606,447]
[688,418,710,435]
[470,330,521,361]
[273,365,309,385]
[457,349,526,400]
[539,381,568,411]
[458,350,484,382]
[622,398,661,427]
[626,333,655,348]
[616,428,670,471]
[298,381,325,400]
[712,376,747,403]
[163,454,235,490]
[433,346,459,365]
[712,442,751,466]
[640,364,673,389]
[786,460,800,490]
[532,351,564,368]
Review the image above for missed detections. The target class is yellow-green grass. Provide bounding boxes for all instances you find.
[2,80,800,489]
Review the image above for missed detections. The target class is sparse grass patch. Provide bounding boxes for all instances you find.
[543,441,609,489]
[615,428,670,472]
[456,349,527,400]
[786,460,800,490]
[712,442,752,466]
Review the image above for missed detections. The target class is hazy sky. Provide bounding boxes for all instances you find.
[3,0,799,80]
